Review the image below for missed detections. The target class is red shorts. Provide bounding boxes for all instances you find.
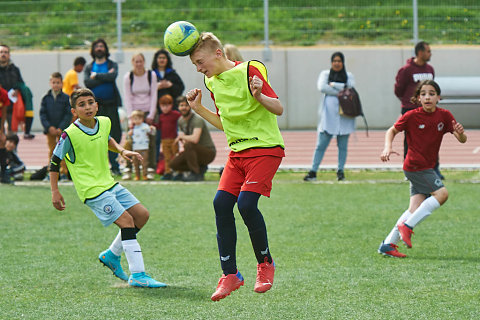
[218,155,282,197]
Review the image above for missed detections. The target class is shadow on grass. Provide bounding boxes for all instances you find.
[116,283,209,301]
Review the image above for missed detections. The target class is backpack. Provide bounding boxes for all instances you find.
[338,87,369,136]
[129,70,153,89]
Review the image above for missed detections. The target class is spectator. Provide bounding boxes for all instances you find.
[0,44,34,139]
[170,96,216,181]
[156,94,180,180]
[151,49,184,162]
[0,85,9,183]
[121,53,157,180]
[224,44,244,62]
[84,38,122,176]
[40,72,72,181]
[63,56,86,97]
[394,41,443,178]
[304,52,355,182]
[127,110,155,181]
[5,133,25,182]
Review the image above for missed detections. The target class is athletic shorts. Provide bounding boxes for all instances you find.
[218,155,282,197]
[85,184,139,227]
[404,169,444,196]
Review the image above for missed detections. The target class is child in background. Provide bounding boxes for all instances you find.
[187,32,285,301]
[49,88,166,287]
[63,57,86,97]
[156,94,180,180]
[378,80,467,258]
[40,72,72,181]
[5,133,25,181]
[128,110,155,180]
[0,85,9,183]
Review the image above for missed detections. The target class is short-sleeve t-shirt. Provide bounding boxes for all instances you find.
[177,113,216,151]
[394,107,455,171]
[63,68,78,96]
[158,110,181,139]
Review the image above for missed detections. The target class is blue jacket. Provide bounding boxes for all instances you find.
[39,90,72,134]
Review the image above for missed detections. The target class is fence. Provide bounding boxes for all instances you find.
[2,0,480,49]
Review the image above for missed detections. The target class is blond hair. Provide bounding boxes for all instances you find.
[131,110,145,119]
[191,32,224,56]
[131,52,145,62]
[224,44,243,62]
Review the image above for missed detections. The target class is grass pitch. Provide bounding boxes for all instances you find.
[1,171,479,319]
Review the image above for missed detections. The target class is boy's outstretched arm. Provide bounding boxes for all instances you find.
[249,75,283,116]
[380,126,400,162]
[186,88,224,131]
[108,137,143,163]
[452,120,467,143]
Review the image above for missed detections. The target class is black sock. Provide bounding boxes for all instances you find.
[237,191,272,264]
[25,117,33,134]
[213,190,238,275]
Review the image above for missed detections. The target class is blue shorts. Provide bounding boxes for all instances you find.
[85,184,140,227]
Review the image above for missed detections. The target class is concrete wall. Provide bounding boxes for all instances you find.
[10,46,480,132]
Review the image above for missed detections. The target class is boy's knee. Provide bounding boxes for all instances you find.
[433,188,448,205]
[213,190,236,214]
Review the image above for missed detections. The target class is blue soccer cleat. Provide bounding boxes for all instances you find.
[128,272,167,288]
[98,249,129,281]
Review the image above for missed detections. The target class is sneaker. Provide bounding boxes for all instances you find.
[24,134,35,140]
[145,173,155,180]
[122,172,131,180]
[128,272,167,288]
[397,222,414,248]
[160,173,173,180]
[111,168,121,176]
[254,257,275,293]
[183,172,204,182]
[303,171,316,181]
[172,172,184,181]
[98,249,128,281]
[211,271,244,301]
[378,242,407,258]
[337,170,345,181]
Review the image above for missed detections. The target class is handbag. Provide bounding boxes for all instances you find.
[338,87,369,136]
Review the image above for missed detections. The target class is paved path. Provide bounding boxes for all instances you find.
[16,129,480,171]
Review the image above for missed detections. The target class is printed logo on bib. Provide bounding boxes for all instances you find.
[437,122,444,131]
[419,124,425,129]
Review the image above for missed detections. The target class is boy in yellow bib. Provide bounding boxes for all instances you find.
[49,88,166,288]
[187,33,285,301]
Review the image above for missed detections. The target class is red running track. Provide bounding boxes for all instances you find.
[15,130,480,170]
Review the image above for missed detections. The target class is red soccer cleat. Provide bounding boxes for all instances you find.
[211,271,244,301]
[397,222,414,248]
[378,242,407,258]
[254,257,275,293]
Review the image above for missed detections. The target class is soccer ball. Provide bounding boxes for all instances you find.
[164,21,200,56]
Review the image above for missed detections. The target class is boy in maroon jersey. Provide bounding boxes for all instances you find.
[378,80,467,258]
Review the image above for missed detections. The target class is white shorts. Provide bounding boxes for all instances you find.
[85,184,139,226]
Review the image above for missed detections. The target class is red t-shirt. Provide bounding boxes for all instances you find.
[394,107,455,171]
[157,110,181,139]
[0,87,9,117]
[209,61,284,158]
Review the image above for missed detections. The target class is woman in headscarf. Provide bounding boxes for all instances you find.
[304,52,356,181]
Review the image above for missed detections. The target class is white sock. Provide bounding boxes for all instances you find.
[405,196,441,228]
[108,230,123,256]
[122,239,145,274]
[385,210,411,244]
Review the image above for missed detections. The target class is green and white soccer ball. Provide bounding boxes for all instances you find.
[164,21,200,56]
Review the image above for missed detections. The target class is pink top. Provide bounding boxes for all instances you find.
[123,70,158,120]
